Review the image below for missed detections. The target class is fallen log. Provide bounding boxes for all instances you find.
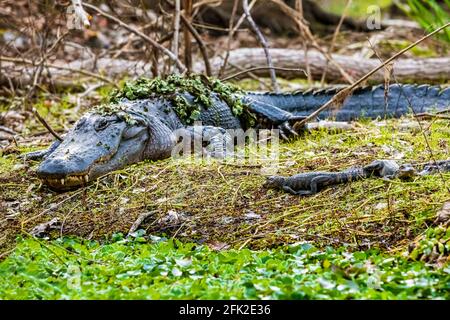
[197,48,450,83]
[1,48,449,90]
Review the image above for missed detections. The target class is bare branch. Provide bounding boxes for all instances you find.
[83,3,186,73]
[171,0,181,71]
[32,108,63,141]
[180,14,212,76]
[219,0,239,77]
[0,56,116,86]
[242,0,279,92]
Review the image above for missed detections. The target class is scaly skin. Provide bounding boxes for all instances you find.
[263,168,368,195]
[28,84,450,191]
[266,160,450,196]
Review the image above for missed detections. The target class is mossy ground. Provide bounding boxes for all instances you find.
[1,90,449,258]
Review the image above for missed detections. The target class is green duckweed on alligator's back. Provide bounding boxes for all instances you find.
[105,74,256,126]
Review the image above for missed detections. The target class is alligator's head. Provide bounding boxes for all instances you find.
[263,176,286,189]
[36,105,175,191]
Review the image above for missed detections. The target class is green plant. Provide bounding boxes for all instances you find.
[107,75,255,126]
[396,0,450,43]
[1,236,449,300]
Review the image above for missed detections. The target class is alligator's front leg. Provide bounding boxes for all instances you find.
[176,125,233,159]
[246,99,306,139]
[21,140,61,160]
[363,160,399,178]
[282,185,314,195]
[285,175,339,196]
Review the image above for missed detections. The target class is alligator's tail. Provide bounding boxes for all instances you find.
[245,84,450,121]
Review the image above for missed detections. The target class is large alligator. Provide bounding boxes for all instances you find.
[27,80,450,191]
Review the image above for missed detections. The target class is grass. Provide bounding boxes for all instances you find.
[318,0,393,18]
[0,236,449,300]
[1,114,449,254]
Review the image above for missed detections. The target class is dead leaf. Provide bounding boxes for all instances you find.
[435,202,450,225]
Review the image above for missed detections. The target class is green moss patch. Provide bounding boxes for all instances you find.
[107,74,255,126]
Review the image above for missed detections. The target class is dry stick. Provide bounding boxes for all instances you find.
[418,108,450,116]
[219,0,240,77]
[320,0,352,86]
[221,66,307,82]
[415,114,450,120]
[243,0,280,92]
[0,56,116,86]
[271,0,354,84]
[220,55,272,89]
[171,0,181,71]
[83,3,186,73]
[32,108,62,141]
[368,40,450,193]
[295,0,312,85]
[230,0,257,34]
[293,22,450,131]
[180,14,212,76]
[128,211,156,237]
[183,0,193,72]
[27,30,68,101]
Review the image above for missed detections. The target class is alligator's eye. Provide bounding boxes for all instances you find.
[94,118,109,131]
[75,118,86,130]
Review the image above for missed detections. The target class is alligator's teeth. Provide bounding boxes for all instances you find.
[84,175,89,183]
[61,179,65,185]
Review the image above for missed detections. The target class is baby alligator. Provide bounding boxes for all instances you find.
[264,160,450,196]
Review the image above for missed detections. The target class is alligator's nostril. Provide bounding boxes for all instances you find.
[37,159,67,177]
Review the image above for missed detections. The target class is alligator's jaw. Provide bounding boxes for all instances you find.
[43,174,90,190]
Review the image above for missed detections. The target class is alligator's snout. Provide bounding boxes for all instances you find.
[36,155,91,190]
[35,113,130,191]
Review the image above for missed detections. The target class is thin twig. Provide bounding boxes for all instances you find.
[320,0,352,85]
[171,0,181,72]
[180,14,212,76]
[293,22,450,131]
[83,3,186,73]
[221,66,306,82]
[243,0,280,92]
[219,0,239,77]
[32,108,63,141]
[0,56,116,85]
[415,113,450,120]
[271,0,354,83]
[183,0,193,72]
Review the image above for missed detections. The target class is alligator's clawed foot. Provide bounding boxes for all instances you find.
[278,121,298,140]
[20,149,49,161]
[277,117,309,140]
[20,140,62,161]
